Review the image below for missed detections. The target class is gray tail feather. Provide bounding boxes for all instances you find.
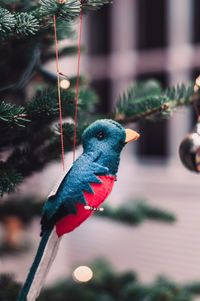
[17,228,53,301]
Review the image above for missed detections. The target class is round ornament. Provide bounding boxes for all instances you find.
[179,121,200,172]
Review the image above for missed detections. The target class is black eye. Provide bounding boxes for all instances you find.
[97,131,104,140]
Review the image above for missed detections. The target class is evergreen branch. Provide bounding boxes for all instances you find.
[119,80,163,103]
[27,89,62,117]
[39,0,81,20]
[50,121,88,154]
[2,262,200,301]
[0,0,112,39]
[0,101,30,127]
[15,12,39,36]
[0,3,78,39]
[138,202,176,222]
[165,82,195,108]
[0,162,22,196]
[52,18,76,40]
[3,123,83,186]
[113,80,196,123]
[28,87,97,121]
[114,103,170,124]
[0,87,96,152]
[0,0,112,40]
[185,282,200,295]
[0,198,175,227]
[101,199,176,226]
[0,7,15,34]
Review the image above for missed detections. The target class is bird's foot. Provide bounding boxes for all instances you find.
[84,205,104,212]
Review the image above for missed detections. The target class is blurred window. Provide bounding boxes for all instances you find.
[87,6,111,55]
[137,0,167,50]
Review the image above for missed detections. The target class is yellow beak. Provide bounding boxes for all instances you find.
[125,129,140,143]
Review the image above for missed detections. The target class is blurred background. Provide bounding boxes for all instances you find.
[2,0,200,299]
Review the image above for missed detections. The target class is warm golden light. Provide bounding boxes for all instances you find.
[72,266,93,282]
[60,79,70,90]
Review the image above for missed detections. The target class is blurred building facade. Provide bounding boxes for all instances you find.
[86,0,200,158]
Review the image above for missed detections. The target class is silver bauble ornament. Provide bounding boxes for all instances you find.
[179,121,200,172]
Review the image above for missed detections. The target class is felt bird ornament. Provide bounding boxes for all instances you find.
[17,119,139,301]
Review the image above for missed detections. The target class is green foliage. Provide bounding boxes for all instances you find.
[0,197,175,228]
[0,85,98,196]
[1,259,199,301]
[39,0,81,20]
[15,12,39,36]
[165,82,195,108]
[114,80,195,123]
[0,101,29,127]
[0,7,15,34]
[0,79,197,197]
[102,199,176,225]
[0,87,97,129]
[0,0,112,40]
[0,162,22,196]
[2,257,200,301]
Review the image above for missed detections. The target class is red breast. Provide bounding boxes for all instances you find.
[56,175,116,237]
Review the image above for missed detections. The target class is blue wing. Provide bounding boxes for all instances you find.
[40,151,108,233]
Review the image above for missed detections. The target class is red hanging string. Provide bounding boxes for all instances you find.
[53,15,65,171]
[53,9,82,168]
[73,9,83,162]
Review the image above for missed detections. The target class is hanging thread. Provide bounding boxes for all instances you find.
[53,8,83,168]
[73,9,83,162]
[53,15,65,171]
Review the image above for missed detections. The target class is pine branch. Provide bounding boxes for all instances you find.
[0,101,30,127]
[113,80,196,124]
[39,0,81,20]
[0,80,195,196]
[0,7,15,34]
[0,87,96,154]
[27,87,97,121]
[3,122,85,185]
[101,199,176,225]
[15,12,39,36]
[0,0,112,40]
[0,86,96,127]
[2,262,200,301]
[0,161,22,196]
[165,82,195,108]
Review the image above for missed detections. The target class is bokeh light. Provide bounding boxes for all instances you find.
[72,266,93,283]
[60,79,70,89]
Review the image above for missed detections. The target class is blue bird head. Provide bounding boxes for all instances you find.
[82,119,139,176]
